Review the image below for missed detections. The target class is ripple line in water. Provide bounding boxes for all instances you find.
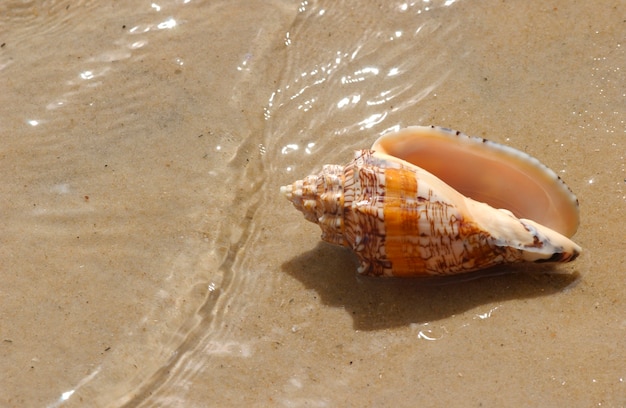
[264,2,465,177]
[114,137,269,406]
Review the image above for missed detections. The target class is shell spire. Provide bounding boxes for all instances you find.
[281,127,581,277]
[280,164,348,246]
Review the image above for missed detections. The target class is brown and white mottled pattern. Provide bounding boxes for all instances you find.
[280,129,581,277]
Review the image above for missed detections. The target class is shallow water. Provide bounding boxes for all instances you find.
[1,0,624,406]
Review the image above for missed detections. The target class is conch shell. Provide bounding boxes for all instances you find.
[281,126,581,277]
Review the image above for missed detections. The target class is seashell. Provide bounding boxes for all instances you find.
[280,126,581,277]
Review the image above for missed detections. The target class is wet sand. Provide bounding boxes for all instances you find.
[0,0,624,406]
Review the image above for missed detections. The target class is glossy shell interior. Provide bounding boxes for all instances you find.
[371,126,580,238]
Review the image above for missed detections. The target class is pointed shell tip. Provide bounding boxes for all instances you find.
[280,184,292,199]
